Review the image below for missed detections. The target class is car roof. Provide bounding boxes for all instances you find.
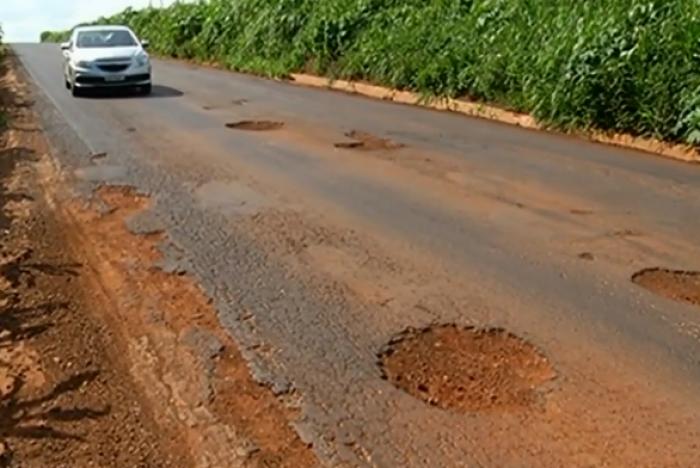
[74,25,133,33]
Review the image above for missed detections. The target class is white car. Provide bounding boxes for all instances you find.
[62,25,152,97]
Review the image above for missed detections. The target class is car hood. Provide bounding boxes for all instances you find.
[71,46,142,62]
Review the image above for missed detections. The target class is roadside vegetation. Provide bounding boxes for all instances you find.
[41,0,700,146]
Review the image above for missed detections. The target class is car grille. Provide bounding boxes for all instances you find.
[96,57,132,63]
[98,64,130,73]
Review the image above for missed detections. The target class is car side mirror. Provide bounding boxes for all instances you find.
[60,42,71,50]
[140,39,150,49]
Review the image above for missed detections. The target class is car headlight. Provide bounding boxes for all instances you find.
[135,53,150,67]
[74,60,92,69]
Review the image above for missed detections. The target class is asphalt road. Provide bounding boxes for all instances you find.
[14,43,700,467]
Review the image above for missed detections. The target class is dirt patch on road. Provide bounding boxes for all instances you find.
[379,325,556,412]
[226,121,284,131]
[569,209,593,216]
[633,268,700,307]
[335,131,404,151]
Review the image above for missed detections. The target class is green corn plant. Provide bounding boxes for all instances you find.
[39,0,700,146]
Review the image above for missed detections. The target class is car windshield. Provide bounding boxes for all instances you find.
[76,30,137,48]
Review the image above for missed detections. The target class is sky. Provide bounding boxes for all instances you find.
[1,0,177,43]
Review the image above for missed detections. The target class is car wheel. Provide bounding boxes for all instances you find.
[65,78,71,90]
[71,84,82,97]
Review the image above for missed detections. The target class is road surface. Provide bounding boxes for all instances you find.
[13,43,700,467]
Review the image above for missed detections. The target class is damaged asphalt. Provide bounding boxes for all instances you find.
[12,43,700,466]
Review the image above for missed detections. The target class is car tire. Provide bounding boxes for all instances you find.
[65,78,71,90]
[140,84,152,96]
[71,84,82,98]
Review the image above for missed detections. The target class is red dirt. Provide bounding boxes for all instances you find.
[633,268,700,307]
[379,325,556,412]
[64,185,315,467]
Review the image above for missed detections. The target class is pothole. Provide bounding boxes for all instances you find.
[632,268,700,307]
[379,325,556,412]
[570,209,593,216]
[334,131,404,151]
[225,120,284,131]
[578,252,595,261]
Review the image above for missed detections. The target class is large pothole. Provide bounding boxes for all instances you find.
[632,268,700,307]
[225,120,284,131]
[379,325,556,412]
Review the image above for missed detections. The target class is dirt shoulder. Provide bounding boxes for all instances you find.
[288,74,699,164]
[1,53,315,467]
[0,54,183,467]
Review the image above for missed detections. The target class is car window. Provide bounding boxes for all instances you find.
[76,30,137,48]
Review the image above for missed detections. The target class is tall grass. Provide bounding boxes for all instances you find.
[42,0,700,145]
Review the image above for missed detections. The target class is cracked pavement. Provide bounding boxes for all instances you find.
[13,43,700,467]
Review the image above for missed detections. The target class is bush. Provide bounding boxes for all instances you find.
[40,0,700,145]
[40,31,70,43]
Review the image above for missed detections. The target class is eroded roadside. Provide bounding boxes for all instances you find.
[0,53,315,467]
[0,53,184,467]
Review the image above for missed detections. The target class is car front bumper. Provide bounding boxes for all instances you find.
[74,73,151,88]
[71,63,152,88]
